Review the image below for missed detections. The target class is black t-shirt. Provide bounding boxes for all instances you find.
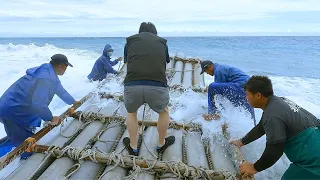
[262,96,320,144]
[241,96,320,172]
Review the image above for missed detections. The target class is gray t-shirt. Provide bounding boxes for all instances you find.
[262,96,320,144]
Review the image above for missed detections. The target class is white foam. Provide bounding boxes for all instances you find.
[1,43,320,179]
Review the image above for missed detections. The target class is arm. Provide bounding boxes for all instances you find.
[31,79,53,121]
[254,142,284,172]
[254,116,287,171]
[56,82,75,105]
[241,121,265,145]
[102,59,117,74]
[109,58,119,66]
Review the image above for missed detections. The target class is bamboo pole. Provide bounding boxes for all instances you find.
[70,112,202,131]
[32,145,237,180]
[170,57,200,64]
[0,93,92,171]
[222,123,254,180]
[98,87,205,103]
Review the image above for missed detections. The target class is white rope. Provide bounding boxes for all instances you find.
[59,93,101,138]
[96,123,121,143]
[98,151,125,180]
[46,146,238,180]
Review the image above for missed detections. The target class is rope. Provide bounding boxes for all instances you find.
[25,137,37,152]
[96,104,123,143]
[62,105,124,180]
[45,145,238,180]
[60,93,101,138]
[96,123,121,143]
[97,151,126,180]
[166,68,195,73]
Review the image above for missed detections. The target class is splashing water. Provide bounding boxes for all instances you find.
[0,43,319,180]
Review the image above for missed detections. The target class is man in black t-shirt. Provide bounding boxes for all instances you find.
[230,76,320,179]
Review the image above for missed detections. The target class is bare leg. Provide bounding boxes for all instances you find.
[157,108,170,146]
[126,112,139,149]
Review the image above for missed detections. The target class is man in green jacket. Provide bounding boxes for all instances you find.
[231,75,320,179]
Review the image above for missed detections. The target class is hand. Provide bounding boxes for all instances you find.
[118,57,123,61]
[50,116,61,126]
[202,114,220,121]
[229,139,244,148]
[239,162,257,179]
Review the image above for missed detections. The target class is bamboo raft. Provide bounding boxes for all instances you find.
[0,56,253,180]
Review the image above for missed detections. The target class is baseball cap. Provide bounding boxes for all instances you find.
[200,60,213,75]
[51,54,73,67]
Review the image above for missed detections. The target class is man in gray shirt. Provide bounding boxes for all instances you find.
[231,76,320,179]
[122,22,175,156]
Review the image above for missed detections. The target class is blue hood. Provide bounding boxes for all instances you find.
[26,63,58,82]
[103,44,113,57]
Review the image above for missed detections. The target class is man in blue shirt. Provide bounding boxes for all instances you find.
[87,44,123,81]
[0,54,79,159]
[200,60,255,124]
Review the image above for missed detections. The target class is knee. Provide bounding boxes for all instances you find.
[208,83,219,91]
[208,83,219,96]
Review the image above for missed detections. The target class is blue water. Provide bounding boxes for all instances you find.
[1,36,319,78]
[0,36,320,179]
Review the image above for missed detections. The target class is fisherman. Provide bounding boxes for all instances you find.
[87,44,123,81]
[200,60,255,124]
[0,54,80,159]
[122,22,175,156]
[230,75,320,179]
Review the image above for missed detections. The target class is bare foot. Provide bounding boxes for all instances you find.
[202,114,220,121]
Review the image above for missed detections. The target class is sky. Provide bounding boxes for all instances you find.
[1,0,320,37]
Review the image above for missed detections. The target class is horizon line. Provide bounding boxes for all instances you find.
[1,34,320,38]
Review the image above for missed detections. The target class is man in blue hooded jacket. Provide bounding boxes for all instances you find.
[87,44,123,81]
[0,54,79,159]
[200,60,256,125]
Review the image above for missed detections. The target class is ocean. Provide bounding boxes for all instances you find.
[0,36,319,179]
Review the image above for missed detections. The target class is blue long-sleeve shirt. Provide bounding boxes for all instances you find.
[0,63,75,127]
[213,63,250,87]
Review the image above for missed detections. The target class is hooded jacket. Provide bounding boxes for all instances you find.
[87,44,119,81]
[0,63,75,127]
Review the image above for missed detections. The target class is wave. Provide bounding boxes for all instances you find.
[0,43,320,179]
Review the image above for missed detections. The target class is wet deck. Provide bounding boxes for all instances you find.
[1,57,246,180]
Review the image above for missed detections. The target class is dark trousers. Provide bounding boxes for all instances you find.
[0,117,35,159]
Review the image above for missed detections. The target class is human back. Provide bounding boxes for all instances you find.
[122,22,175,157]
[263,96,320,140]
[124,25,169,84]
[0,63,61,126]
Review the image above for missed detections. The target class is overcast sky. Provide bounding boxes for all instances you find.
[1,0,320,37]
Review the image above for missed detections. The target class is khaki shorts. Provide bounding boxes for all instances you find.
[124,85,169,113]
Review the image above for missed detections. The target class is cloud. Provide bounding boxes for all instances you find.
[0,0,320,36]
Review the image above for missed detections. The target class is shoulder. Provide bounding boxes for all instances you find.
[126,33,140,42]
[214,63,230,73]
[157,36,167,43]
[263,96,291,120]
